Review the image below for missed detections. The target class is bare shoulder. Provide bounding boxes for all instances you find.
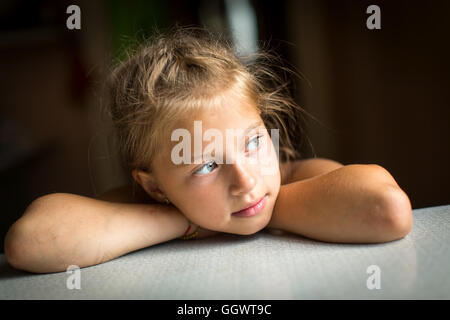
[280,158,344,184]
[280,160,295,185]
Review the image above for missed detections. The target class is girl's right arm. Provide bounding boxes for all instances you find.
[3,191,191,274]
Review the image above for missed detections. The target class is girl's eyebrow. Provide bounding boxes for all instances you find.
[177,120,265,168]
[244,120,265,135]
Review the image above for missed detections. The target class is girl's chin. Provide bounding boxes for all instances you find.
[232,216,272,235]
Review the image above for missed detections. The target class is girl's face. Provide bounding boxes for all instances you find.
[151,93,281,235]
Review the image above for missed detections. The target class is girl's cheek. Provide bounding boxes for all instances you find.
[187,171,219,187]
[257,140,280,177]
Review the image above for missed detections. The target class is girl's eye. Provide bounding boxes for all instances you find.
[193,134,264,175]
[246,135,263,152]
[194,161,218,175]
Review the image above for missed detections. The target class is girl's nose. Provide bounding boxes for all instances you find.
[229,161,257,196]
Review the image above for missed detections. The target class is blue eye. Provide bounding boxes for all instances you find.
[194,161,218,175]
[247,135,263,152]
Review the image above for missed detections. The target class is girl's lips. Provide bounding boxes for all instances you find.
[231,195,267,218]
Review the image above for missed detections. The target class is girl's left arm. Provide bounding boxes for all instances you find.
[269,159,413,243]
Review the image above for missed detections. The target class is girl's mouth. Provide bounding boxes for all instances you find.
[231,195,267,218]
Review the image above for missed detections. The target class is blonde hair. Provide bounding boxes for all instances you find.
[103,26,309,192]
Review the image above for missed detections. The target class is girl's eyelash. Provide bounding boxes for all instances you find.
[192,133,265,175]
[193,160,216,175]
[253,134,264,142]
[246,134,264,149]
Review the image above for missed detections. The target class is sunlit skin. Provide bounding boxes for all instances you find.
[134,91,281,235]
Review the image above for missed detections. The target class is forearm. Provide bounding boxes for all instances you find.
[269,164,413,243]
[4,193,189,273]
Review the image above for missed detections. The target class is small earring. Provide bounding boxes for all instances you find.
[164,198,170,205]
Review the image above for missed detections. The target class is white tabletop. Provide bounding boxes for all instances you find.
[0,205,449,299]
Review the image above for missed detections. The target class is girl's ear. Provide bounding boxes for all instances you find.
[132,169,166,202]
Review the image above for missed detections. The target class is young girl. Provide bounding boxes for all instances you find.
[4,27,413,274]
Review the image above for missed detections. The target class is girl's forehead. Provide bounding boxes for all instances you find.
[174,97,261,130]
[157,103,264,168]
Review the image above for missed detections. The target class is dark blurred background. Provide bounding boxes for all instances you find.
[1,0,449,253]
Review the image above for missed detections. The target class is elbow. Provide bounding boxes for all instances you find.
[4,222,29,271]
[377,185,414,240]
[358,164,413,240]
[3,194,59,272]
